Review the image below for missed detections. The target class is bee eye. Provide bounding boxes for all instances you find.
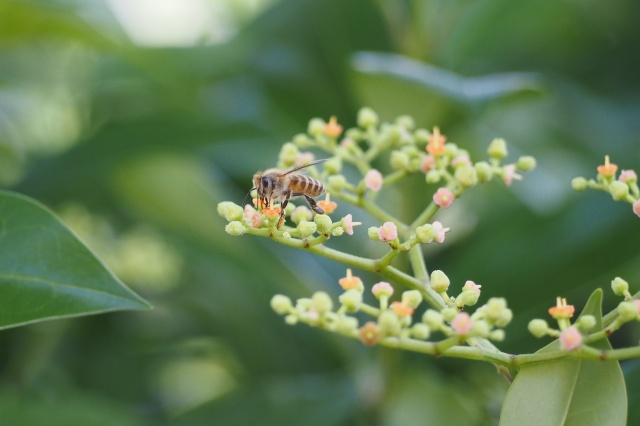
[261,177,270,188]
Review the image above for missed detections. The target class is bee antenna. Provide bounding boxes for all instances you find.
[242,187,256,208]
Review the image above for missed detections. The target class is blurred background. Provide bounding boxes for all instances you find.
[1,0,640,424]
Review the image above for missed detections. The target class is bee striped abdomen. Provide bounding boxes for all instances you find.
[292,175,324,197]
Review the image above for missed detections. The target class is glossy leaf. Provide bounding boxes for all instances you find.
[0,190,151,330]
[500,289,626,425]
[352,51,542,103]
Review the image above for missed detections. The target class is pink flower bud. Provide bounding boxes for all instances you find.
[559,326,582,351]
[619,169,637,184]
[432,221,450,243]
[372,282,394,298]
[451,312,473,335]
[365,169,383,192]
[433,188,454,208]
[378,222,398,242]
[633,200,640,218]
[420,155,436,173]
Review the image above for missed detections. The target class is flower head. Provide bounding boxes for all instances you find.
[372,281,394,298]
[597,155,618,177]
[364,169,383,192]
[262,206,282,221]
[451,312,473,335]
[432,221,450,243]
[502,164,523,186]
[619,169,637,184]
[559,326,582,351]
[359,322,380,345]
[341,214,361,235]
[323,116,343,138]
[390,301,414,317]
[378,222,398,242]
[338,269,363,291]
[250,212,262,228]
[426,126,446,157]
[316,193,337,214]
[433,187,454,208]
[548,297,575,319]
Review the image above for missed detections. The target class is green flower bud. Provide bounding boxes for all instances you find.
[401,290,423,309]
[426,170,441,184]
[357,107,379,129]
[610,181,629,201]
[422,309,443,329]
[278,142,299,166]
[285,314,298,325]
[441,307,457,322]
[314,214,333,234]
[471,320,490,337]
[225,221,246,236]
[456,289,480,307]
[571,177,588,191]
[489,329,505,341]
[327,174,348,191]
[270,294,293,315]
[395,115,415,131]
[297,220,317,238]
[308,118,325,137]
[430,270,450,293]
[617,301,638,323]
[487,138,508,160]
[415,224,435,244]
[611,277,629,296]
[516,155,537,172]
[339,289,362,312]
[495,308,513,328]
[331,227,344,236]
[217,201,244,222]
[311,291,333,314]
[335,315,359,334]
[454,165,478,188]
[291,206,312,224]
[293,133,312,147]
[410,323,430,340]
[345,128,363,142]
[413,128,430,143]
[390,150,410,170]
[324,157,342,174]
[576,315,596,331]
[284,202,296,216]
[378,310,401,335]
[368,226,380,241]
[483,297,508,323]
[474,161,493,182]
[444,143,459,159]
[528,319,549,338]
[282,231,291,239]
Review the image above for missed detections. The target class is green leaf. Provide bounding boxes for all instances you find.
[0,190,151,330]
[500,289,627,425]
[351,51,542,103]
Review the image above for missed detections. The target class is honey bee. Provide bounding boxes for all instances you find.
[252,159,326,229]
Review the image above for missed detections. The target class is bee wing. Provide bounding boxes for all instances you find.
[282,159,328,176]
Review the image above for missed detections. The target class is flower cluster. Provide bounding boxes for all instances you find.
[528,277,640,352]
[271,269,511,352]
[572,155,640,217]
[218,108,543,365]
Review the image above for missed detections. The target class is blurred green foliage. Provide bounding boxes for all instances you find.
[1,0,639,424]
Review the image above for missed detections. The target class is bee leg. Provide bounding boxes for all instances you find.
[277,189,292,229]
[304,195,324,215]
